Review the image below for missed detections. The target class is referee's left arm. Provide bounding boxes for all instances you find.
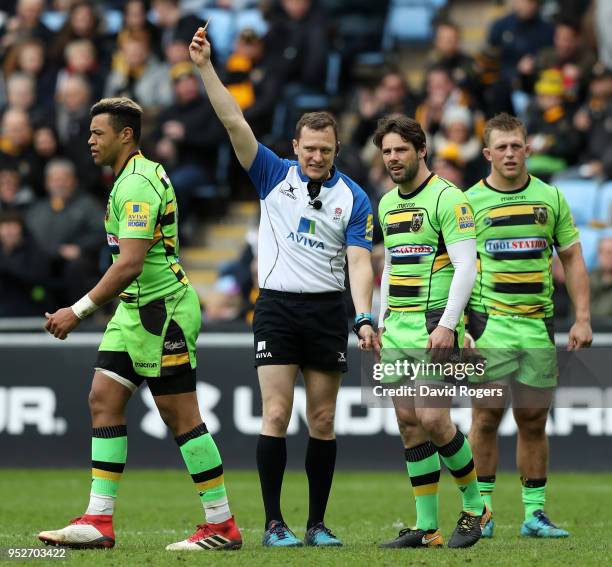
[347,246,377,351]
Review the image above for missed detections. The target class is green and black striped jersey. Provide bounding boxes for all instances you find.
[465,175,579,318]
[378,173,476,312]
[104,151,188,306]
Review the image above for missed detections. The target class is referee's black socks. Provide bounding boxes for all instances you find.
[256,434,287,528]
[306,437,337,529]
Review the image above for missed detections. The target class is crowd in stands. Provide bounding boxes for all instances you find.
[0,0,610,325]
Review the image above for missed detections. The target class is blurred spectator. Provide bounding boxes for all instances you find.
[0,161,33,213]
[118,0,162,59]
[573,63,612,180]
[50,0,113,68]
[415,66,466,139]
[595,0,612,69]
[521,18,597,106]
[105,33,173,110]
[0,210,52,317]
[56,39,105,100]
[0,108,36,190]
[224,28,281,138]
[1,72,49,125]
[431,156,466,189]
[488,0,554,85]
[0,0,53,59]
[426,21,479,104]
[53,74,101,196]
[29,125,62,196]
[432,105,484,187]
[152,0,203,63]
[525,68,580,179]
[154,62,224,220]
[352,71,417,149]
[2,38,58,105]
[264,0,329,89]
[25,158,104,305]
[590,236,612,317]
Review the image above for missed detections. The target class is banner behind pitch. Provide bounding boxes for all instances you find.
[0,335,611,470]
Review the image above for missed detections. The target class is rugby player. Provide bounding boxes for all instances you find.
[465,112,592,538]
[374,114,490,549]
[39,97,241,551]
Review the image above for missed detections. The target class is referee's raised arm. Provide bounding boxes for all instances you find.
[189,26,258,170]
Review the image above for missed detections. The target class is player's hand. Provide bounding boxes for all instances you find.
[358,324,379,353]
[567,320,592,351]
[426,325,455,363]
[44,307,81,340]
[189,27,212,68]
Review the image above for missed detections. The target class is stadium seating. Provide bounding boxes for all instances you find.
[576,225,601,271]
[594,181,612,227]
[382,0,448,49]
[553,178,599,227]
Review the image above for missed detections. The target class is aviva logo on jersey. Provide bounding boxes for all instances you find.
[125,202,150,230]
[454,204,475,232]
[298,217,316,234]
[288,217,324,250]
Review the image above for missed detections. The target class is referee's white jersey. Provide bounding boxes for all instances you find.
[248,143,374,293]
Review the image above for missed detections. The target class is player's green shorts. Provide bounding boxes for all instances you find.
[380,308,464,383]
[467,310,557,388]
[95,285,200,395]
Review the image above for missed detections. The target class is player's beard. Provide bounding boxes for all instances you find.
[388,159,419,184]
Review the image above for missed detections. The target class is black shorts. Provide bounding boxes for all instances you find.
[253,289,348,372]
[95,351,196,396]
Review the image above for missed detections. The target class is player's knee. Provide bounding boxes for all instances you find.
[88,387,118,419]
[262,406,291,435]
[516,410,547,437]
[307,406,336,437]
[472,409,504,435]
[395,408,419,439]
[418,412,450,439]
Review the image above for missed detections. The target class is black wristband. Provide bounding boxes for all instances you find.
[353,318,373,336]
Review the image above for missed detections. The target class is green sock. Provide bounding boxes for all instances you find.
[521,477,546,521]
[405,442,440,530]
[91,425,127,498]
[176,423,231,524]
[478,475,496,512]
[437,429,484,514]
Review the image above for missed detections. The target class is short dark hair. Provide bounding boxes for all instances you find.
[483,112,527,147]
[372,114,426,153]
[295,111,339,144]
[90,97,143,143]
[0,210,24,226]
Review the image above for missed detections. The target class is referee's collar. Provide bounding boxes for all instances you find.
[297,165,340,187]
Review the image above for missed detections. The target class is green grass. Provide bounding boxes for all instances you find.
[0,470,610,566]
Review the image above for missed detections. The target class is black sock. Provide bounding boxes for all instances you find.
[256,434,286,528]
[305,437,337,529]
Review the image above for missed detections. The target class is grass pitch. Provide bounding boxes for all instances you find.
[0,470,609,566]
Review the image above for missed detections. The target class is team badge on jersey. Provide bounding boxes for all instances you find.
[125,202,150,230]
[386,209,426,235]
[454,204,475,232]
[411,212,424,232]
[533,206,548,224]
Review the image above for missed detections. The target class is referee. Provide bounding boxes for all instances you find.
[190,28,377,547]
